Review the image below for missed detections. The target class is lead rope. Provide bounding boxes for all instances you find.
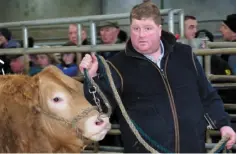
[85,54,230,153]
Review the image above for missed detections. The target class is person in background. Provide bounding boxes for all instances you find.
[97,21,122,59]
[29,53,58,76]
[0,28,20,74]
[56,42,78,77]
[66,24,90,60]
[219,14,236,75]
[7,55,27,74]
[195,29,233,75]
[0,28,20,49]
[184,15,198,40]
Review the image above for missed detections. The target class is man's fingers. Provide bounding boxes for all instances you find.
[91,53,98,62]
[226,135,235,149]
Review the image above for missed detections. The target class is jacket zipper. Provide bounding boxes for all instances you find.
[131,55,180,153]
[162,54,180,153]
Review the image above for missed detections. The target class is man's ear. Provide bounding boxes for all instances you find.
[116,28,120,36]
[157,24,162,36]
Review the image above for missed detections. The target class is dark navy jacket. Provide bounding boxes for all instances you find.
[83,31,230,153]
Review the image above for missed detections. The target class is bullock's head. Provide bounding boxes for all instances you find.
[33,66,111,148]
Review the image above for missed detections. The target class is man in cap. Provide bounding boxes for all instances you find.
[98,21,122,59]
[220,14,236,42]
[219,14,236,75]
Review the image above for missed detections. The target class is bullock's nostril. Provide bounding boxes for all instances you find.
[95,119,104,126]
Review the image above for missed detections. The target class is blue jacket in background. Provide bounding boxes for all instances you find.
[57,63,78,77]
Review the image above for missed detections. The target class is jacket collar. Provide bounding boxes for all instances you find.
[125,30,176,58]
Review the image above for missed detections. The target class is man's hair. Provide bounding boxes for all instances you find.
[184,15,196,21]
[69,24,86,31]
[130,1,161,25]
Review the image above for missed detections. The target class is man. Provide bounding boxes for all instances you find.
[98,21,122,59]
[67,24,88,46]
[79,2,235,153]
[7,55,27,74]
[66,24,89,62]
[195,29,233,75]
[220,14,236,42]
[184,15,198,40]
[219,14,236,75]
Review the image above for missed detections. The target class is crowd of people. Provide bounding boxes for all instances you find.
[0,1,236,153]
[0,20,128,77]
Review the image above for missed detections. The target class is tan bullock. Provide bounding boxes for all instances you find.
[0,65,111,152]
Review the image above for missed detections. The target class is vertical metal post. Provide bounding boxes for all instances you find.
[179,10,184,38]
[22,26,29,74]
[205,55,211,76]
[90,22,97,47]
[168,10,174,34]
[23,26,28,48]
[76,24,82,69]
[77,24,82,45]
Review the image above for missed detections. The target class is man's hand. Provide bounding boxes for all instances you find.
[220,126,236,149]
[79,54,99,78]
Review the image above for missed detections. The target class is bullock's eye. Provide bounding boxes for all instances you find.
[53,97,62,103]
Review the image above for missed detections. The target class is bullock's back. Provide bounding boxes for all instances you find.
[0,74,41,152]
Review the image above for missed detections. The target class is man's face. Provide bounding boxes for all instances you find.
[10,56,25,73]
[68,25,87,44]
[68,25,78,45]
[99,26,120,44]
[37,54,50,68]
[184,19,198,40]
[0,35,7,46]
[219,22,236,41]
[130,18,162,54]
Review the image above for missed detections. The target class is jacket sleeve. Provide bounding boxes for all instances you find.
[83,61,122,114]
[193,53,231,130]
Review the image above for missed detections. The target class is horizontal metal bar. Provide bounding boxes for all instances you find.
[224,104,236,110]
[0,44,126,55]
[205,143,236,149]
[208,75,236,82]
[0,9,172,28]
[107,129,121,135]
[7,18,221,31]
[212,83,236,89]
[207,42,236,48]
[194,48,236,55]
[0,45,235,55]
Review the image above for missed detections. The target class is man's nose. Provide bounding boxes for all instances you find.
[139,30,146,37]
